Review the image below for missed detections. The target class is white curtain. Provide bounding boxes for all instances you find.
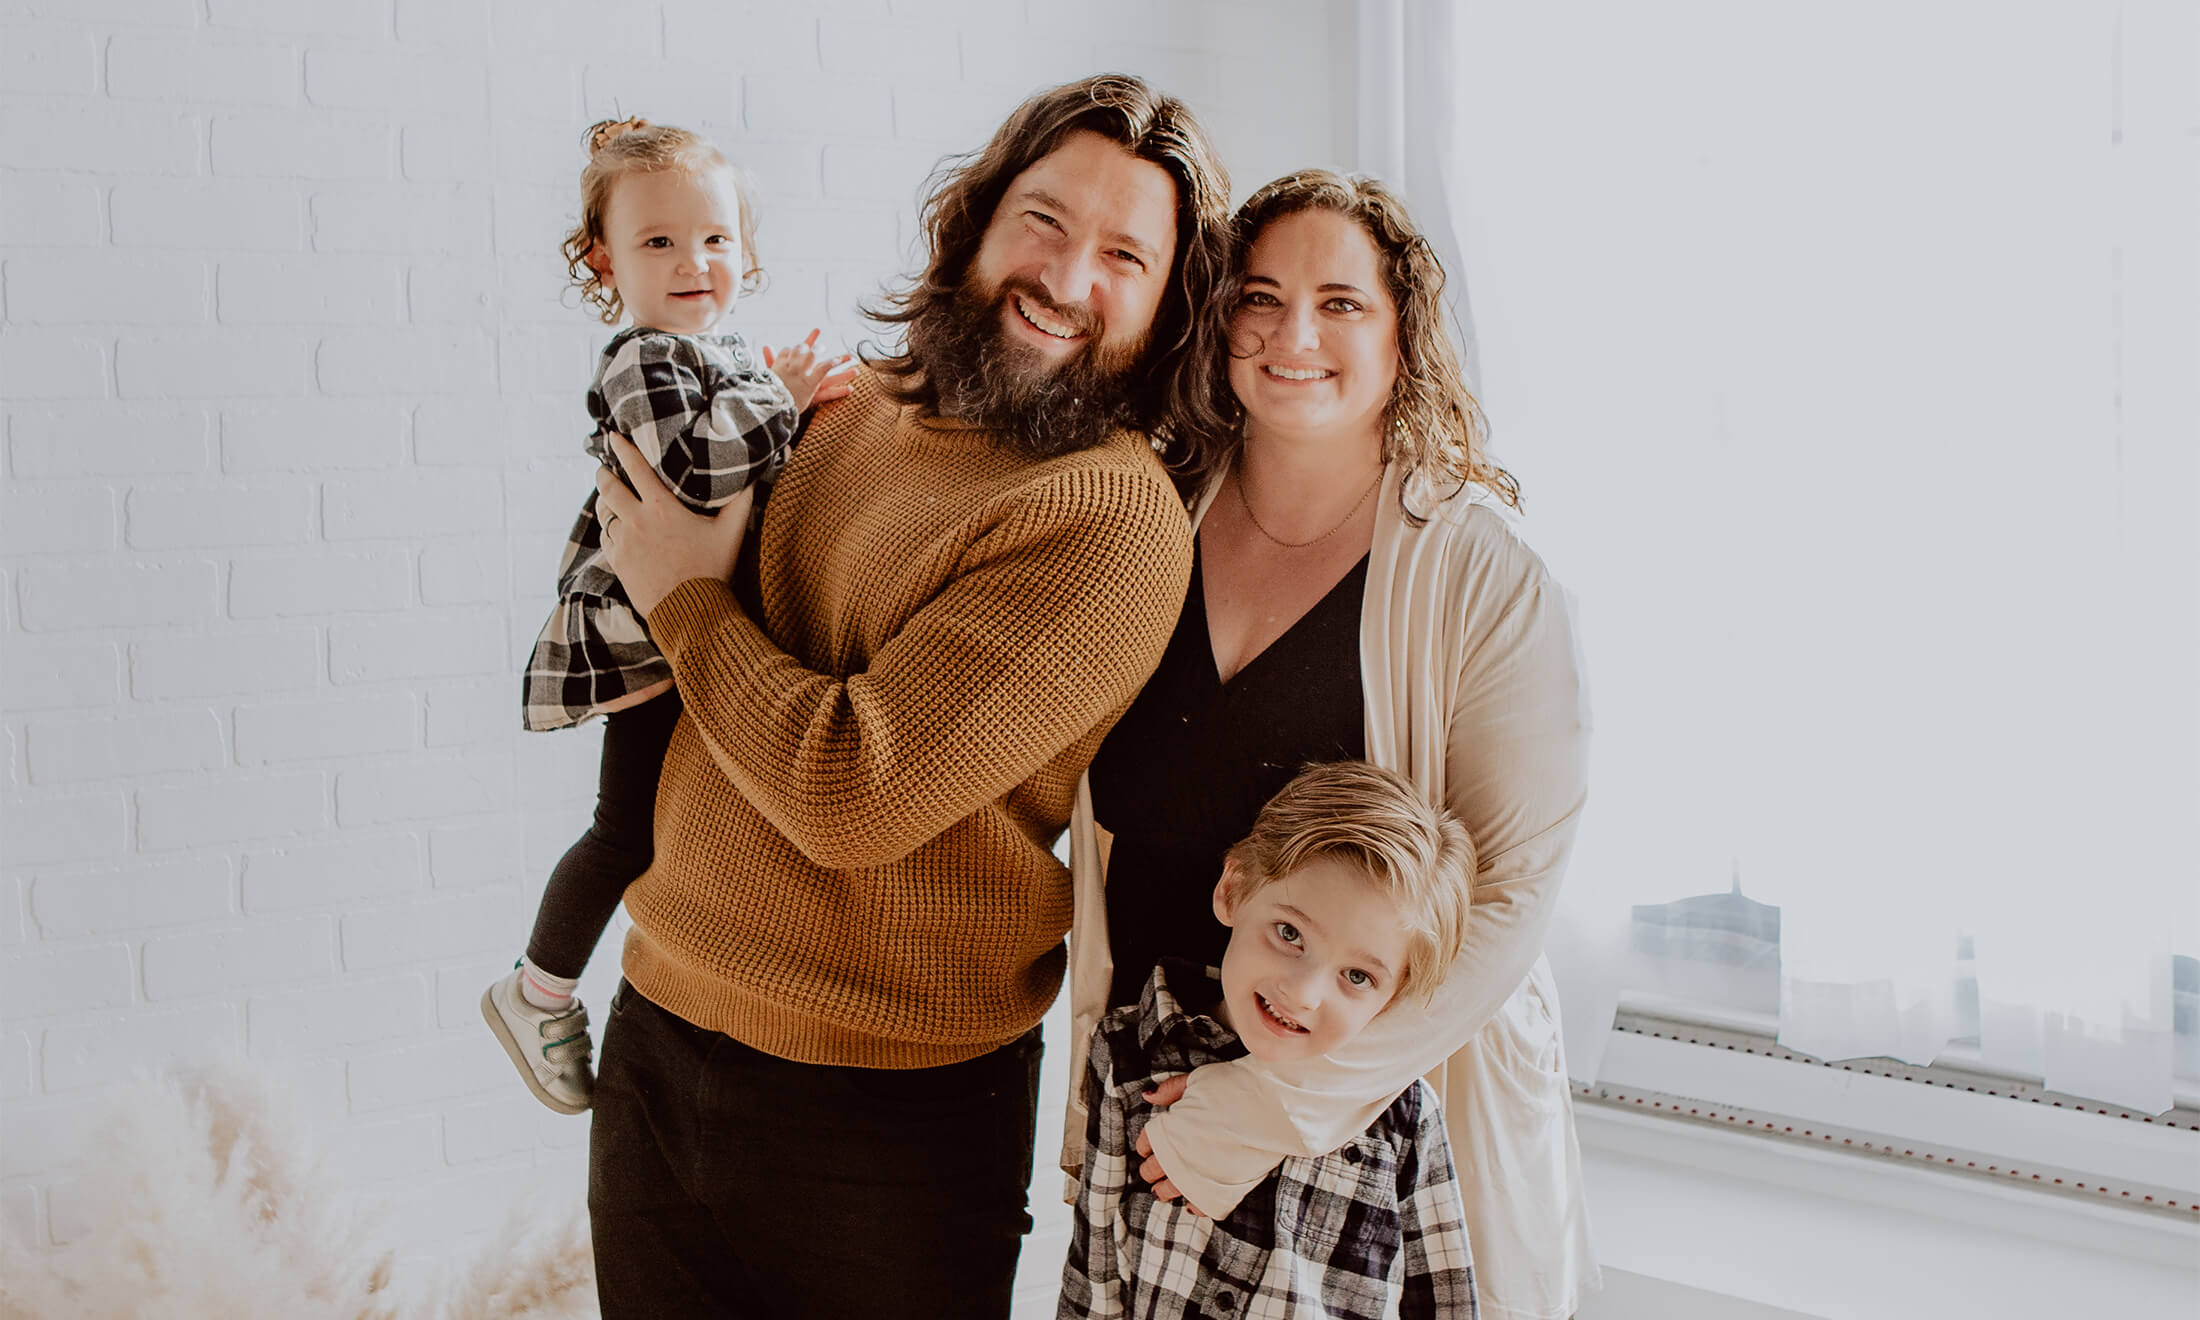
[1374,0,2198,1114]
[1354,0,1481,391]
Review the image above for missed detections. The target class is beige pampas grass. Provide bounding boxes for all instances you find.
[0,1062,598,1320]
[423,1206,597,1320]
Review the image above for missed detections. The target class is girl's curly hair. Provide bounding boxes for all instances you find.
[561,117,761,324]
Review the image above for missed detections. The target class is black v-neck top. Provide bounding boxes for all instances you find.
[1088,537,1369,1009]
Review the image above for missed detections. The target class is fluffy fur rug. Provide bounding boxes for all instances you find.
[0,1064,597,1319]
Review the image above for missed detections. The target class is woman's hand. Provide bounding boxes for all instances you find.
[763,328,856,411]
[593,432,752,616]
[1135,1074,1208,1216]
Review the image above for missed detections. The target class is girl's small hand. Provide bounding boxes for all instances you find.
[763,328,856,411]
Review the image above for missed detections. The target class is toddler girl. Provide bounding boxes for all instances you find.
[484,117,849,1114]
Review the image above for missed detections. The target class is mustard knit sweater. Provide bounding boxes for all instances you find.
[621,370,1194,1069]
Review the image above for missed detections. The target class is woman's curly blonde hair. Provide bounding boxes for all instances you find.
[561,117,761,325]
[1183,170,1520,512]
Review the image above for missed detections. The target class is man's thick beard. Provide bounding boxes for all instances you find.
[906,279,1150,460]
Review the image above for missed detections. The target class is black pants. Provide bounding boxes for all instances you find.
[588,982,1042,1319]
[524,691,683,978]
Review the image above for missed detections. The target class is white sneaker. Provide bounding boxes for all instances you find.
[481,965,593,1115]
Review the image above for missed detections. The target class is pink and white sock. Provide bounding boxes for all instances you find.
[518,956,578,1012]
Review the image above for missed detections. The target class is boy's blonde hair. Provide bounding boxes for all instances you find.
[561,117,761,324]
[1221,761,1475,1005]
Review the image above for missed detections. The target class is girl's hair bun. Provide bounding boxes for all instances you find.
[586,116,651,155]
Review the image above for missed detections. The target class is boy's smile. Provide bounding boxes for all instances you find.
[1210,856,1413,1064]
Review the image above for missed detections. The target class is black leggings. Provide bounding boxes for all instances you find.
[524,690,683,979]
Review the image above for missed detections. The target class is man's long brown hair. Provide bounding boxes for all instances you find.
[865,75,1235,465]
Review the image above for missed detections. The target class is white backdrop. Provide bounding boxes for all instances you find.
[0,0,1357,1266]
[1448,0,2198,1109]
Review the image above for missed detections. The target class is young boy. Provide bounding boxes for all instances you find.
[1061,760,1480,1320]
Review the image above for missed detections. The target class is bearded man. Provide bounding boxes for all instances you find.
[582,75,1230,1318]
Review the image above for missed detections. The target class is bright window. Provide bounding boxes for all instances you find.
[1451,0,2198,1111]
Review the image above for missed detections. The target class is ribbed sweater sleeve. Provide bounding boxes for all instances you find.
[645,467,1192,873]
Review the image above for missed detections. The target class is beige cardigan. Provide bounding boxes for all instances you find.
[1063,459,1598,1320]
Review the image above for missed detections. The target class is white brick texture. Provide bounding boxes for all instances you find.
[16,559,219,632]
[116,329,313,398]
[41,1002,241,1092]
[240,832,425,912]
[0,794,128,867]
[247,971,432,1056]
[136,771,328,850]
[4,253,210,325]
[106,31,301,106]
[24,710,226,785]
[0,175,103,247]
[217,255,405,326]
[234,691,417,764]
[335,750,513,828]
[210,111,396,181]
[0,24,100,96]
[125,479,316,549]
[222,401,410,473]
[110,179,309,251]
[30,857,233,937]
[0,1,1346,1262]
[128,626,321,700]
[0,331,108,400]
[141,913,337,999]
[0,637,123,711]
[228,547,413,617]
[0,944,134,1018]
[1,484,119,557]
[9,406,214,479]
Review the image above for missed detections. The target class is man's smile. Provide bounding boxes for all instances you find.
[1012,291,1086,341]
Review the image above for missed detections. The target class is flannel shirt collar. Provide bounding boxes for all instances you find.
[1135,958,1245,1065]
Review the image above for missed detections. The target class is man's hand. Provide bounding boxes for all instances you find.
[594,432,752,616]
[1135,1073,1208,1217]
[763,328,856,411]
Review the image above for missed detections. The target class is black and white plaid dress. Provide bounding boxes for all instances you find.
[1061,960,1477,1320]
[522,327,798,731]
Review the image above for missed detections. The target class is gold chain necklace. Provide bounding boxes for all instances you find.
[1234,466,1385,549]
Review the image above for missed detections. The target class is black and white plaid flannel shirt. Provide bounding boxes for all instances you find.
[522,327,797,731]
[1061,959,1477,1320]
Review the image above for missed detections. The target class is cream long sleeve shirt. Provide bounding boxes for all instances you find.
[1064,458,1597,1320]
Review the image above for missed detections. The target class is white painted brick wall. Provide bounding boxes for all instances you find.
[0,0,1352,1271]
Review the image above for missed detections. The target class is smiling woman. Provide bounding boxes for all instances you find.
[1225,209,1401,471]
[1068,168,1597,1320]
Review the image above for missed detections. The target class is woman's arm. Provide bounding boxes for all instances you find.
[1140,527,1589,1215]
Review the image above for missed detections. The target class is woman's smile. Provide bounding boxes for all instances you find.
[1259,362,1336,382]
